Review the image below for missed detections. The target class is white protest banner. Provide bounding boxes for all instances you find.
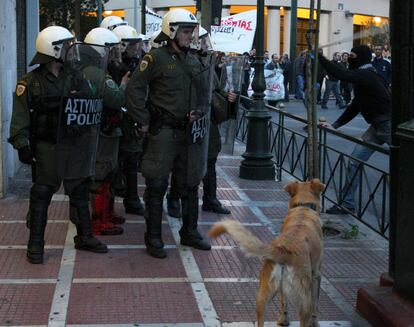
[247,68,285,101]
[145,7,162,37]
[211,10,257,54]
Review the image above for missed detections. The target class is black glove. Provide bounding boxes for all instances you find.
[18,146,34,165]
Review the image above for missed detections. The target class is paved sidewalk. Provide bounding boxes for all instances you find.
[0,150,388,326]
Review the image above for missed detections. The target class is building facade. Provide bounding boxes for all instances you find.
[105,0,390,59]
[0,0,39,197]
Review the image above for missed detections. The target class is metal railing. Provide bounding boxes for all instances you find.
[236,97,390,238]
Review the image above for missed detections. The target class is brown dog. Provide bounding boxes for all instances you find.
[208,179,325,327]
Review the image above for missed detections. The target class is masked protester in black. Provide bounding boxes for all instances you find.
[318,45,391,215]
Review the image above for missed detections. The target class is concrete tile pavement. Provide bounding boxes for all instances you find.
[0,149,387,326]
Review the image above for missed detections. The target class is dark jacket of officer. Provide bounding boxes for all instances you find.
[9,66,63,186]
[108,60,142,153]
[125,45,194,126]
[9,66,61,150]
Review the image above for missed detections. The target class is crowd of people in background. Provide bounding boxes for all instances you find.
[216,44,392,112]
[222,43,391,113]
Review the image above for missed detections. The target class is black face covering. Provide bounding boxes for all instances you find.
[349,45,372,69]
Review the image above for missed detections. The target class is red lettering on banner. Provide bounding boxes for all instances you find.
[219,17,253,31]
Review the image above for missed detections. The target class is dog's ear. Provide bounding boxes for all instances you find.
[284,181,299,196]
[310,178,325,195]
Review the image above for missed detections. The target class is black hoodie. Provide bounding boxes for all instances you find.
[318,45,391,129]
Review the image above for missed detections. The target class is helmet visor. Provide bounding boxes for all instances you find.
[108,22,128,31]
[109,44,122,64]
[125,41,142,58]
[59,39,76,61]
[200,35,213,53]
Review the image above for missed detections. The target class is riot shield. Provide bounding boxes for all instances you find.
[186,54,216,187]
[218,56,246,155]
[55,43,109,179]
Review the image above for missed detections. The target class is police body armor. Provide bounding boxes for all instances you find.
[28,70,63,147]
[186,53,215,187]
[55,43,109,179]
[218,56,245,155]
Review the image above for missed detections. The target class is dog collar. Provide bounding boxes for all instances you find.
[292,202,318,211]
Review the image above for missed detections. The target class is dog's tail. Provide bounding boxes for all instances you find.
[209,220,291,263]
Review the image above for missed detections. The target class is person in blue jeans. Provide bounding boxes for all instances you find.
[294,51,306,99]
[321,52,346,109]
[337,121,390,212]
[318,45,391,215]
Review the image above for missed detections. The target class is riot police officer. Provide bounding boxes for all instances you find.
[167,28,234,217]
[8,26,108,264]
[110,25,145,216]
[84,28,130,235]
[126,9,211,259]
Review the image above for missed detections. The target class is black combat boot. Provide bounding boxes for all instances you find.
[202,163,231,214]
[123,172,145,215]
[74,204,108,253]
[27,184,53,264]
[71,182,108,253]
[167,173,182,218]
[144,228,166,259]
[144,179,168,259]
[180,189,211,251]
[144,210,166,258]
[167,194,181,218]
[27,209,48,264]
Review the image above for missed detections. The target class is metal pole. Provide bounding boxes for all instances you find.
[305,0,321,180]
[239,0,275,180]
[200,0,212,31]
[97,0,103,25]
[74,0,81,36]
[305,0,315,179]
[311,0,321,179]
[134,0,138,30]
[388,0,397,282]
[289,0,298,95]
[141,0,146,35]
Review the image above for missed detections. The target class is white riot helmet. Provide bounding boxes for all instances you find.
[85,27,120,47]
[84,27,121,60]
[112,25,142,52]
[100,16,128,31]
[29,26,75,66]
[190,26,212,52]
[149,30,164,49]
[140,34,149,41]
[161,8,198,40]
